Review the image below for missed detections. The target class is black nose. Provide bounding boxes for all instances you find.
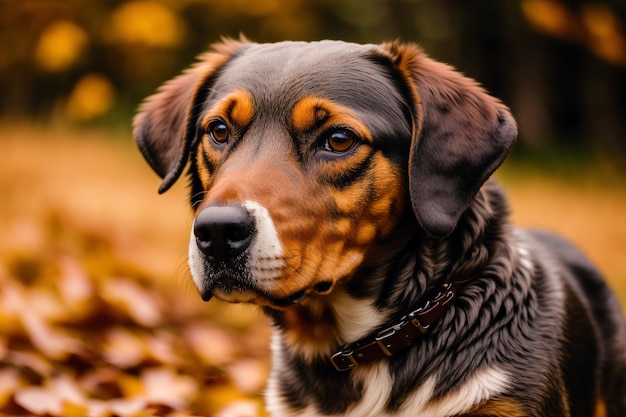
[193,205,255,262]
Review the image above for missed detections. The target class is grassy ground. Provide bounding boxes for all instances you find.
[0,124,625,416]
[498,159,626,300]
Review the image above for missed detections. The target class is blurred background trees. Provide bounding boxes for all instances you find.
[1,0,625,158]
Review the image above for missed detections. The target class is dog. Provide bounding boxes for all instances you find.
[133,38,626,416]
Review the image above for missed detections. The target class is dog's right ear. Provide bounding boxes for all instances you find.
[379,42,517,238]
[133,39,245,194]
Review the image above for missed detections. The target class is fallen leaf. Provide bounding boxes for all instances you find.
[21,308,82,359]
[0,338,7,361]
[227,359,268,394]
[199,385,247,416]
[0,368,21,408]
[146,331,182,366]
[79,366,124,399]
[101,278,163,326]
[52,374,85,402]
[215,399,260,417]
[8,350,54,378]
[85,397,147,417]
[31,286,78,323]
[117,374,144,399]
[58,255,94,309]
[15,385,62,415]
[60,401,90,417]
[1,280,27,318]
[183,322,237,366]
[141,367,198,409]
[103,327,147,368]
[13,375,85,417]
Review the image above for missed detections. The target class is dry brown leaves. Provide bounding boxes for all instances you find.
[3,126,625,417]
[0,213,271,417]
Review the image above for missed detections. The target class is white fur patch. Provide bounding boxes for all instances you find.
[242,200,283,288]
[266,362,509,417]
[330,292,390,344]
[188,227,205,292]
[398,367,510,417]
[516,241,534,273]
[188,200,284,294]
[265,331,290,417]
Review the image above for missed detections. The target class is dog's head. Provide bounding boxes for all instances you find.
[134,39,516,308]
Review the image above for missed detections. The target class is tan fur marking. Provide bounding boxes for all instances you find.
[291,95,373,141]
[197,175,241,208]
[368,156,400,215]
[200,88,255,131]
[356,223,377,245]
[291,96,325,132]
[195,140,216,187]
[331,180,369,214]
[465,398,526,417]
[132,38,245,183]
[317,145,374,188]
[229,89,255,127]
[379,41,423,137]
[281,297,340,353]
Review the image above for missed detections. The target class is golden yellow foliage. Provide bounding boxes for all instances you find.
[520,0,626,66]
[66,74,115,121]
[582,4,626,66]
[108,1,184,47]
[520,0,579,40]
[34,21,88,72]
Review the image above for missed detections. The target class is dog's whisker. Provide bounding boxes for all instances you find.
[190,191,206,208]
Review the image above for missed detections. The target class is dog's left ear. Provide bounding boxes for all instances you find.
[381,42,517,238]
[133,38,246,194]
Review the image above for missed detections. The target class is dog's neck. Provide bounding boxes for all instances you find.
[264,182,507,365]
[265,250,471,362]
[329,274,473,371]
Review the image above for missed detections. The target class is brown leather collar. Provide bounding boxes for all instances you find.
[330,276,472,371]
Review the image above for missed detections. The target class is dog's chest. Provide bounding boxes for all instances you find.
[266,359,510,417]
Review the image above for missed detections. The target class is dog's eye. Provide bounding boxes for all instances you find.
[324,130,357,153]
[208,121,230,144]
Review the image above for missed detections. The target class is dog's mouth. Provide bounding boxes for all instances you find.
[206,285,310,308]
[200,275,334,308]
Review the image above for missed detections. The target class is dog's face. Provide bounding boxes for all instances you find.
[134,39,516,309]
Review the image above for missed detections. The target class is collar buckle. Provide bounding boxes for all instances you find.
[330,349,358,371]
[375,327,398,356]
[407,310,430,334]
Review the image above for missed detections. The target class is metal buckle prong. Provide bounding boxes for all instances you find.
[408,311,429,333]
[375,328,396,356]
[330,349,358,371]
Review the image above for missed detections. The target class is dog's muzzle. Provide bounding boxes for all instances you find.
[189,204,257,301]
[188,201,295,305]
[193,205,256,263]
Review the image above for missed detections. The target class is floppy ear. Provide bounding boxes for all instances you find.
[381,42,517,238]
[133,38,245,194]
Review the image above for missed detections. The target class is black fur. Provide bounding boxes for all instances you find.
[134,39,626,417]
